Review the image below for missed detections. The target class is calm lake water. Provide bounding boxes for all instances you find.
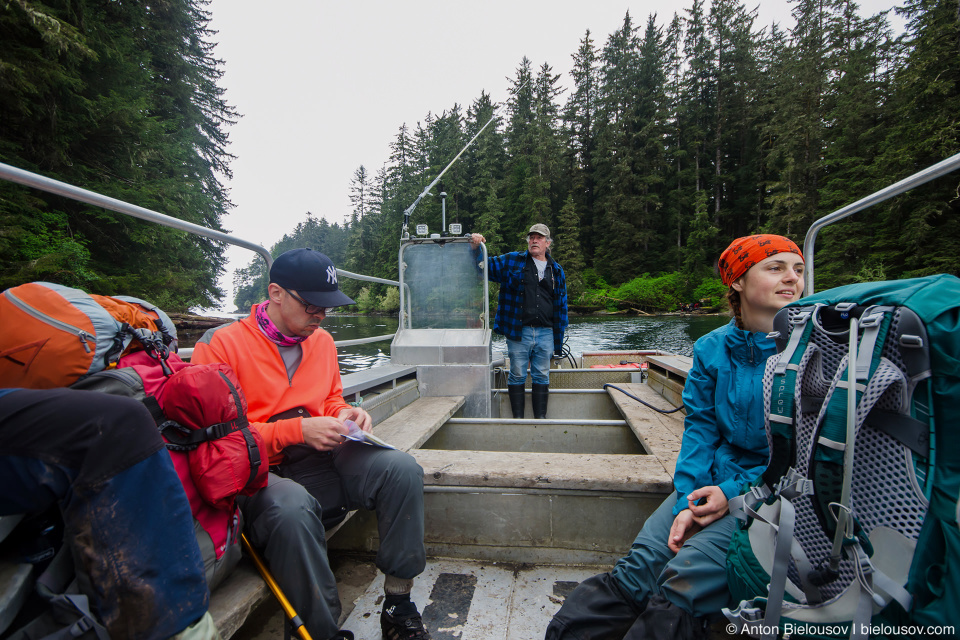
[320,314,730,374]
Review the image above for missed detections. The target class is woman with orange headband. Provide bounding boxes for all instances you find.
[547,235,804,640]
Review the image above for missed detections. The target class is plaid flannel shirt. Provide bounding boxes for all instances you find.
[482,249,569,354]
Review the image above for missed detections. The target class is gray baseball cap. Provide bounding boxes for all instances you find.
[527,223,551,239]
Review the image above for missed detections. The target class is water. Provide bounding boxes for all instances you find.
[323,315,397,374]
[320,314,730,374]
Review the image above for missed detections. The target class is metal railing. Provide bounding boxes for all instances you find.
[0,162,400,348]
[803,151,960,295]
[0,162,272,267]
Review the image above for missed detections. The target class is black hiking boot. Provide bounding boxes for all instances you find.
[381,601,431,640]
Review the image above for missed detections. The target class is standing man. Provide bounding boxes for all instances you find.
[470,224,568,419]
[193,248,430,640]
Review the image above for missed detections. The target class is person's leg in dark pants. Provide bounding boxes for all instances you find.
[0,388,209,640]
[273,443,429,638]
[545,494,685,640]
[544,572,643,640]
[239,472,342,640]
[333,443,428,638]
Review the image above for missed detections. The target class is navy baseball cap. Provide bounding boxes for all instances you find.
[269,248,356,307]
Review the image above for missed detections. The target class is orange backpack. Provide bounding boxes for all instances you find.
[0,282,177,389]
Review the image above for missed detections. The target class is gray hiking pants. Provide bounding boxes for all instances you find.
[240,441,426,639]
[545,493,735,639]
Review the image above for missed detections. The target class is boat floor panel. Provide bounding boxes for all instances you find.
[216,553,741,640]
[342,557,603,640]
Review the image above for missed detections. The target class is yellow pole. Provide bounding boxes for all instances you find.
[240,533,314,640]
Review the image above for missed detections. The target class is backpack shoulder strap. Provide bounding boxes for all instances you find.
[8,545,110,640]
[764,306,819,488]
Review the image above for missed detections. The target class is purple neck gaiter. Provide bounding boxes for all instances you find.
[255,300,307,347]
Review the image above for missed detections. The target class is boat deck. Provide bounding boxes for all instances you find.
[343,557,601,640]
[236,552,737,640]
[216,357,694,638]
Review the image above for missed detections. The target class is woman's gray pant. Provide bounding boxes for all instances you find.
[545,493,736,639]
[240,441,426,639]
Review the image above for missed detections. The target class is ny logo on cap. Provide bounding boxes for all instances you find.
[327,265,338,285]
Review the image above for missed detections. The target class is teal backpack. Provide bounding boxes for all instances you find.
[724,274,960,639]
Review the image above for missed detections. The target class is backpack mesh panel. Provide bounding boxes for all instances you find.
[769,307,929,603]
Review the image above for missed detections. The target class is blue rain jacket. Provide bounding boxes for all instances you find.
[671,319,776,515]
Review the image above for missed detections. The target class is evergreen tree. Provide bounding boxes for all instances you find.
[562,30,600,261]
[465,92,507,248]
[346,165,377,285]
[868,0,960,280]
[764,0,837,239]
[0,0,236,310]
[706,0,762,237]
[813,6,897,287]
[633,15,670,267]
[525,62,564,230]
[428,105,467,231]
[593,11,643,282]
[553,196,587,297]
[678,0,721,267]
[502,57,537,245]
[663,13,688,269]
[349,165,371,223]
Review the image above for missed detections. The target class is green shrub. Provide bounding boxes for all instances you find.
[582,268,609,290]
[610,272,691,311]
[692,277,728,308]
[378,287,401,312]
[355,287,377,313]
[854,260,887,283]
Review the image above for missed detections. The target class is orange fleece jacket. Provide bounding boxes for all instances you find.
[191,307,350,464]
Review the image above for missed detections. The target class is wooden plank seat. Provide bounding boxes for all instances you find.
[642,354,692,409]
[209,395,465,638]
[605,381,687,478]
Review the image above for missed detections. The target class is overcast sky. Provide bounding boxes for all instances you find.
[205,0,905,310]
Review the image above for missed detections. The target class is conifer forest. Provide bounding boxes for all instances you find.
[1,0,958,312]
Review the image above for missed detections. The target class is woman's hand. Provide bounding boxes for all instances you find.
[685,486,729,527]
[668,510,702,554]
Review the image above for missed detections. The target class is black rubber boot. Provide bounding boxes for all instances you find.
[531,383,549,419]
[508,384,526,419]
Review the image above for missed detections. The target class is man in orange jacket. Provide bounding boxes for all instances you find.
[193,249,430,640]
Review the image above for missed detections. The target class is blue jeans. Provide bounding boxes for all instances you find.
[507,325,553,385]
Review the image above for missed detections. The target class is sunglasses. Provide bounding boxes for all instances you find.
[283,288,332,315]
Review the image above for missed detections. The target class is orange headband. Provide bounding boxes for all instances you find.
[717,234,803,286]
